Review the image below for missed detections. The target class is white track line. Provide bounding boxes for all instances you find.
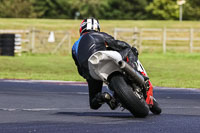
[1,106,200,112]
[0,79,87,86]
[0,108,89,112]
[154,87,200,92]
[162,106,200,109]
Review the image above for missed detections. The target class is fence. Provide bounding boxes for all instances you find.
[0,28,71,55]
[1,28,200,54]
[114,27,200,53]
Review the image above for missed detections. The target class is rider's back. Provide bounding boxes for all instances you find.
[77,31,107,68]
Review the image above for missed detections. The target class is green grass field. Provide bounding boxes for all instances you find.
[140,53,200,88]
[0,53,199,88]
[0,54,83,81]
[1,18,200,30]
[0,19,200,88]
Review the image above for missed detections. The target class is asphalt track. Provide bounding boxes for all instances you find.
[0,79,200,133]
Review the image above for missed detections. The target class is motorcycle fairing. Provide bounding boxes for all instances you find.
[88,51,122,81]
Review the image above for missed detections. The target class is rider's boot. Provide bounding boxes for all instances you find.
[95,92,119,110]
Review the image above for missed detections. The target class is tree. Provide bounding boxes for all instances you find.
[31,0,108,19]
[183,0,200,20]
[146,0,179,20]
[31,0,72,18]
[66,0,108,19]
[104,0,149,20]
[0,0,35,18]
[0,0,199,20]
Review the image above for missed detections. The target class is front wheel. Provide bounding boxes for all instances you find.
[109,74,149,117]
[150,98,162,115]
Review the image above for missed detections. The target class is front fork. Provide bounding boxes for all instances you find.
[141,72,154,106]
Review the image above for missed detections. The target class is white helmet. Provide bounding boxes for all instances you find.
[79,18,100,36]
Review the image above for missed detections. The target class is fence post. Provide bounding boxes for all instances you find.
[190,28,194,53]
[31,27,35,53]
[68,33,71,54]
[114,28,117,39]
[163,27,167,53]
[133,27,138,46]
[138,28,142,53]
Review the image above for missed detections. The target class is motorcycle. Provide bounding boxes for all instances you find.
[88,50,161,117]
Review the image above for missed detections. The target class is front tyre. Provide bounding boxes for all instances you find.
[109,74,149,117]
[150,98,162,115]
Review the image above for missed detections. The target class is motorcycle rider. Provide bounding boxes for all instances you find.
[72,18,161,114]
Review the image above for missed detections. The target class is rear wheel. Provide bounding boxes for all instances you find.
[109,74,149,117]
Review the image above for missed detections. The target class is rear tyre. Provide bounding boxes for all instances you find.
[109,74,149,117]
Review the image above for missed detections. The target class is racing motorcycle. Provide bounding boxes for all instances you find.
[88,50,161,117]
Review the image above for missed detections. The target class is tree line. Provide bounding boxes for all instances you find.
[0,0,199,20]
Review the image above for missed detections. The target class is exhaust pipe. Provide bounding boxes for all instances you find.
[118,60,145,86]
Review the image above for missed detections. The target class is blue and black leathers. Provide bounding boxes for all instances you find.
[72,31,137,109]
[72,31,133,78]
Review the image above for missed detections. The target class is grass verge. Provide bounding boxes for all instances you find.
[140,53,200,88]
[0,53,200,88]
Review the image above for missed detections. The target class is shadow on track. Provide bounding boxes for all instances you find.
[54,112,134,119]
